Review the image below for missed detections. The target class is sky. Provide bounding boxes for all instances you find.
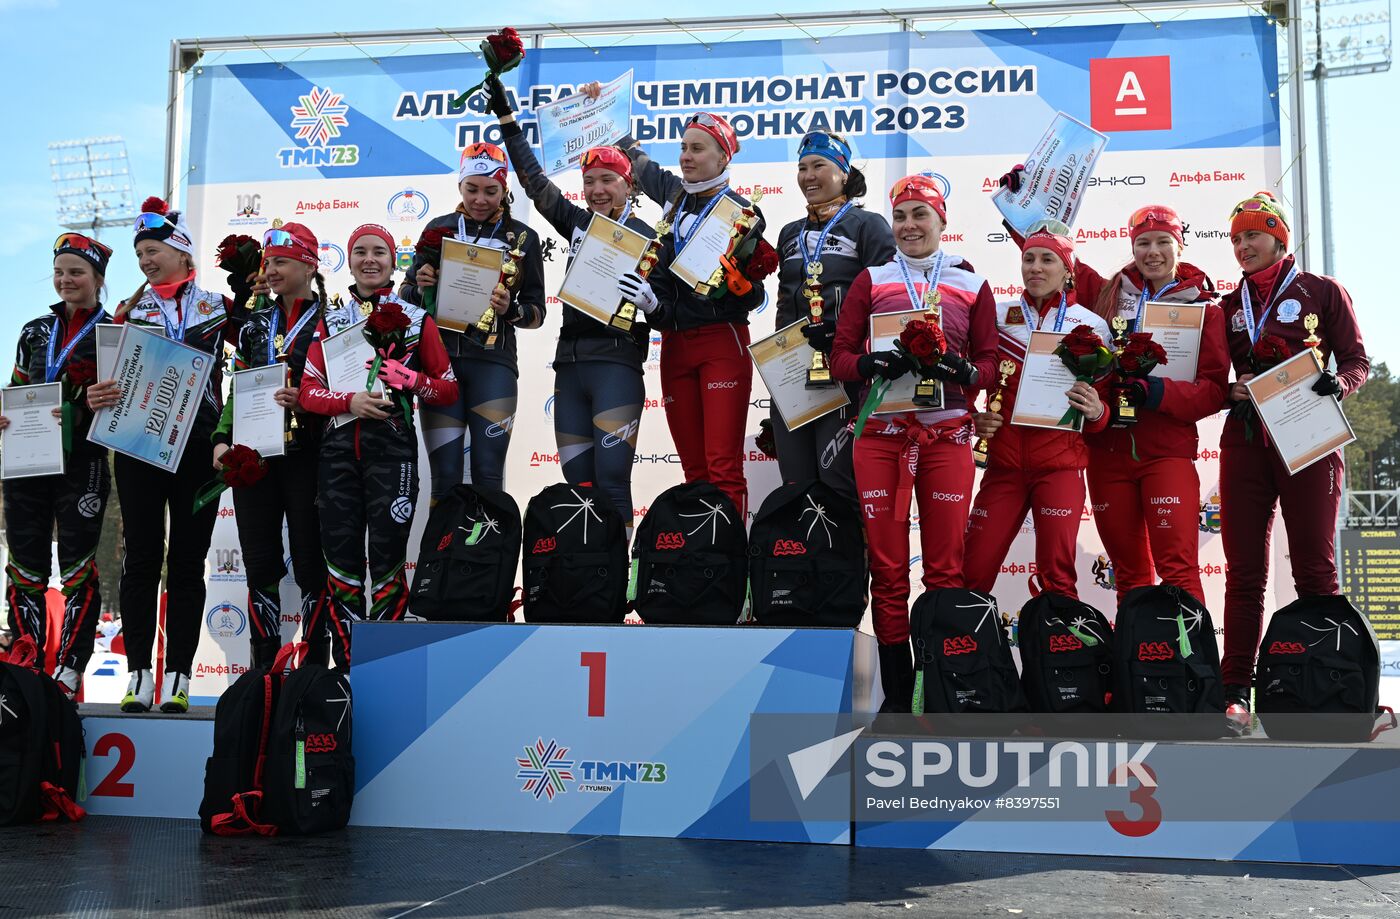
[1,0,1395,368]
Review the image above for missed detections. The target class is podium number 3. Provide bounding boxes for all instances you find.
[581,652,606,718]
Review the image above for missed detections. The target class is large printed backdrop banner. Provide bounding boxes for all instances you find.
[176,18,1285,699]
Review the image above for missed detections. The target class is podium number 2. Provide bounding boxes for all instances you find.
[91,733,136,798]
[581,652,606,717]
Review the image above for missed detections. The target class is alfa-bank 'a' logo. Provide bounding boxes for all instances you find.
[1089,56,1172,132]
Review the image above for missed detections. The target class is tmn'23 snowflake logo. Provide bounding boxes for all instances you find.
[516,738,575,802]
[278,86,360,169]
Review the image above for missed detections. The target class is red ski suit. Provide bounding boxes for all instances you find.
[831,253,997,645]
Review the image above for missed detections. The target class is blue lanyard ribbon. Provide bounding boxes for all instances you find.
[457,214,504,245]
[895,251,947,315]
[160,293,189,343]
[1240,264,1300,346]
[1024,292,1069,333]
[801,200,856,274]
[45,309,107,383]
[1133,279,1179,333]
[673,191,727,254]
[267,301,320,365]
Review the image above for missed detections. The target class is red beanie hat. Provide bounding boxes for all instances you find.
[1128,205,1184,245]
[580,146,632,184]
[263,222,319,267]
[889,175,948,224]
[347,223,396,255]
[1229,191,1289,249]
[1021,228,1075,269]
[684,112,739,160]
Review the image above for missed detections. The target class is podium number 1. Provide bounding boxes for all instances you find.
[581,652,606,718]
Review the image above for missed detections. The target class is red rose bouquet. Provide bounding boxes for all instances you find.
[216,233,264,312]
[744,239,779,283]
[364,302,414,425]
[1115,332,1169,375]
[193,445,269,512]
[1231,334,1293,441]
[1053,324,1114,428]
[899,318,949,409]
[453,27,526,106]
[413,226,455,316]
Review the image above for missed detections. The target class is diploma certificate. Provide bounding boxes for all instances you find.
[321,321,384,428]
[1141,302,1205,383]
[749,321,850,431]
[558,214,650,326]
[1246,350,1356,475]
[87,325,213,472]
[1,383,64,479]
[437,239,503,333]
[232,365,288,457]
[1009,331,1081,431]
[868,309,929,415]
[668,196,746,291]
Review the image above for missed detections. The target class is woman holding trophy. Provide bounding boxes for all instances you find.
[829,174,996,712]
[403,142,546,498]
[485,76,654,528]
[612,112,770,519]
[768,131,894,503]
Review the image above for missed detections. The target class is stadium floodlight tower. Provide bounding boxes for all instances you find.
[48,135,139,241]
[1305,0,1391,274]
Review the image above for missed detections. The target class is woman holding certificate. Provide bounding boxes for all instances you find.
[403,143,546,497]
[962,227,1109,599]
[1,233,113,698]
[829,175,997,712]
[210,222,337,670]
[769,131,895,503]
[613,113,768,518]
[84,198,243,713]
[485,77,653,527]
[1083,206,1229,607]
[1216,192,1368,731]
[300,224,459,670]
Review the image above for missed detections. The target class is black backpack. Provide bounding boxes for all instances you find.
[911,589,1027,714]
[747,481,867,627]
[411,485,522,621]
[1018,592,1114,714]
[262,661,355,834]
[0,638,84,826]
[200,643,295,835]
[1110,585,1223,733]
[1255,595,1384,742]
[630,481,748,625]
[522,483,628,624]
[200,643,353,835]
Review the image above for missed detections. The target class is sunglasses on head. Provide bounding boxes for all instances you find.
[1230,198,1289,225]
[889,175,940,200]
[54,233,112,258]
[1128,206,1177,229]
[134,212,174,233]
[686,112,725,130]
[799,131,849,151]
[461,143,506,163]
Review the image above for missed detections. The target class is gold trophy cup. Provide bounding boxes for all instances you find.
[612,222,668,332]
[479,232,527,348]
[804,262,833,389]
[699,189,764,296]
[971,359,1018,468]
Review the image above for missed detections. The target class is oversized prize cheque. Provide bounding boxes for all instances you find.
[436,238,503,333]
[992,112,1108,237]
[536,69,633,176]
[88,324,213,472]
[557,213,651,325]
[869,309,938,414]
[0,383,64,480]
[1009,330,1080,431]
[231,365,288,457]
[1245,349,1356,475]
[750,321,851,431]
